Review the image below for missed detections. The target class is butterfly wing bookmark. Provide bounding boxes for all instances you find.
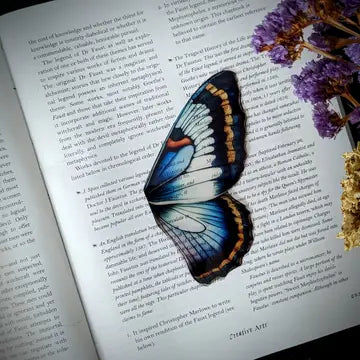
[144,71,253,284]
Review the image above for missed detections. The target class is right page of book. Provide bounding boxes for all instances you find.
[0,1,359,359]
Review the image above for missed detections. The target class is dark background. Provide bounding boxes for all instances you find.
[1,1,359,359]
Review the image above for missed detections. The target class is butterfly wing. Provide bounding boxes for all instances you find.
[150,194,253,284]
[144,71,246,204]
[144,71,253,284]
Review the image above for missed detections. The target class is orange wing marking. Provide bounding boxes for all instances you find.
[196,195,245,281]
[167,137,192,149]
[205,83,235,163]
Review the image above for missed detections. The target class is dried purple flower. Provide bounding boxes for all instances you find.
[313,102,345,138]
[252,0,313,66]
[349,107,360,124]
[345,43,360,64]
[339,0,360,16]
[308,22,333,50]
[277,0,310,19]
[309,0,343,17]
[309,1,360,39]
[313,22,333,33]
[268,44,292,65]
[291,58,356,103]
[308,33,332,50]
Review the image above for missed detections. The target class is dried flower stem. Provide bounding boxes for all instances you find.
[324,17,360,37]
[303,41,344,61]
[333,37,360,49]
[340,15,360,30]
[303,42,360,70]
[342,91,360,107]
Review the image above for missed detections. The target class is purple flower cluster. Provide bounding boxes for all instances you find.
[253,0,360,140]
[345,43,360,64]
[252,0,310,66]
[292,57,358,138]
[313,102,344,138]
[308,23,333,50]
[350,107,360,124]
[291,58,356,103]
[340,0,360,16]
[345,43,360,81]
[308,33,331,50]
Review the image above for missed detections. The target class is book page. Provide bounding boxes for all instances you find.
[0,50,98,360]
[1,1,359,359]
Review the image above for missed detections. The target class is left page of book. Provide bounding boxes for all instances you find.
[0,48,98,360]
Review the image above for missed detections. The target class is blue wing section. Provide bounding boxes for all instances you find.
[144,71,246,204]
[151,194,253,284]
[143,71,253,284]
[150,145,194,186]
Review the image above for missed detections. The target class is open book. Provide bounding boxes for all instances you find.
[0,1,359,359]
